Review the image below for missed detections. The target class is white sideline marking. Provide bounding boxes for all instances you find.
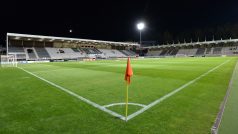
[18,67,126,121]
[126,60,230,121]
[103,102,146,108]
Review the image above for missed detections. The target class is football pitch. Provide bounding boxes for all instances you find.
[0,57,237,133]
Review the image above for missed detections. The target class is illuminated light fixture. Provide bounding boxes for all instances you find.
[136,22,145,45]
[137,22,145,31]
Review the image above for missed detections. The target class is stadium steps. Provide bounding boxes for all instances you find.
[213,47,222,55]
[93,48,103,54]
[81,48,91,54]
[16,54,26,60]
[205,48,212,54]
[8,47,25,53]
[196,48,206,55]
[159,50,168,56]
[72,48,80,52]
[35,47,51,59]
[119,50,130,56]
[170,49,179,55]
[25,48,37,60]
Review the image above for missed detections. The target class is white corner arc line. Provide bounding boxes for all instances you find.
[103,102,147,108]
[126,60,231,121]
[18,67,126,121]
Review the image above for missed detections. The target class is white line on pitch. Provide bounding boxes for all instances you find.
[103,102,146,108]
[126,60,231,121]
[18,67,126,121]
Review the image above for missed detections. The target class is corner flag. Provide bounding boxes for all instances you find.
[124,57,133,121]
[124,57,133,84]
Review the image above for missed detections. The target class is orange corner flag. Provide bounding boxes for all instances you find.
[124,57,133,85]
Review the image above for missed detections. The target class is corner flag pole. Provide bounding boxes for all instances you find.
[124,57,133,122]
[125,83,129,121]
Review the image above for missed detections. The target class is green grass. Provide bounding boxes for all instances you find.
[219,61,238,134]
[0,57,237,134]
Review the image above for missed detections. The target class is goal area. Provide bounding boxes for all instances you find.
[0,54,18,67]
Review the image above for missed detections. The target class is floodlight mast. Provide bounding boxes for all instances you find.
[137,22,145,45]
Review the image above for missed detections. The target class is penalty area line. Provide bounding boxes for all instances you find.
[126,60,231,121]
[18,67,126,121]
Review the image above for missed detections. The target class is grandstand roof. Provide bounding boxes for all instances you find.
[7,33,139,46]
[143,38,238,49]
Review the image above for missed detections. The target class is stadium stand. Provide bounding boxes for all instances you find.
[99,49,126,58]
[80,48,102,54]
[45,47,86,59]
[145,46,238,57]
[176,49,190,56]
[9,47,25,53]
[146,50,162,56]
[26,48,37,60]
[6,33,139,61]
[93,48,103,54]
[159,49,168,56]
[170,49,179,55]
[196,48,206,55]
[205,48,212,55]
[72,48,80,52]
[213,47,222,55]
[119,50,137,57]
[187,48,198,56]
[222,47,238,55]
[16,54,27,60]
[5,33,238,60]
[35,47,51,59]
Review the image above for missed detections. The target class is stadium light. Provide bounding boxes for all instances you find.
[137,22,145,31]
[137,22,145,45]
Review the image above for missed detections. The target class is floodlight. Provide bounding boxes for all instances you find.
[136,22,145,45]
[137,22,145,31]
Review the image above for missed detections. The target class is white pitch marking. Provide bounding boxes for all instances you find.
[18,67,126,121]
[126,60,231,121]
[103,102,146,108]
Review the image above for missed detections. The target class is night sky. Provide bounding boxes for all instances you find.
[0,0,238,45]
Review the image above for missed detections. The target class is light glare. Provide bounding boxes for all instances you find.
[137,22,145,30]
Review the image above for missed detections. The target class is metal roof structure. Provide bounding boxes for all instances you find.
[143,38,238,49]
[7,33,139,46]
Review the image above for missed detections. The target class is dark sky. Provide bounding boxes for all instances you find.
[0,0,238,45]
